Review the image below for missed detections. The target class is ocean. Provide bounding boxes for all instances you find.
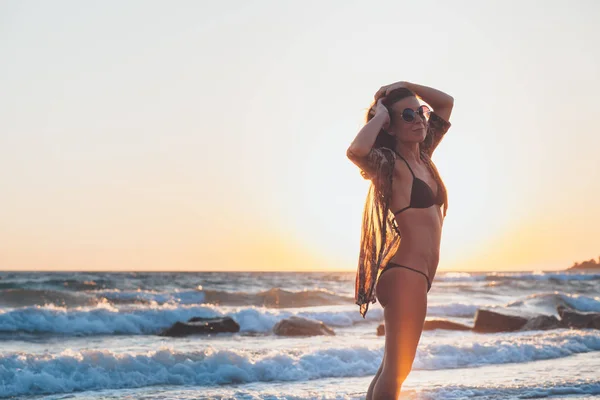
[1,270,599,399]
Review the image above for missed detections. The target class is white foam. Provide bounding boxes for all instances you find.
[93,289,206,305]
[503,292,600,315]
[0,303,382,336]
[436,272,487,282]
[417,382,600,399]
[0,303,218,335]
[427,303,480,317]
[561,292,600,312]
[1,330,599,398]
[0,290,598,337]
[416,330,600,370]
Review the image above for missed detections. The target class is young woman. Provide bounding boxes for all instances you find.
[346,81,453,399]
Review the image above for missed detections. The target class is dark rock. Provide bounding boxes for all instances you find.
[377,319,471,335]
[273,316,335,336]
[424,319,472,331]
[557,305,568,316]
[521,315,564,331]
[160,316,240,337]
[473,309,527,333]
[558,307,600,329]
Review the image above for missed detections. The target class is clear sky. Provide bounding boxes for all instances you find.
[1,0,599,272]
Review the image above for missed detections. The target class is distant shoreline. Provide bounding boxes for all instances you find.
[566,257,600,271]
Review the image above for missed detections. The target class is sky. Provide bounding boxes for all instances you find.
[1,0,599,272]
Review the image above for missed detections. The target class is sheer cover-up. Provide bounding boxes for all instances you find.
[350,111,451,317]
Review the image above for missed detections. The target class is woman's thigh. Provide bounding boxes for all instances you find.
[376,268,428,376]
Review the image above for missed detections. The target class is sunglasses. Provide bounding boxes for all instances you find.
[398,105,431,123]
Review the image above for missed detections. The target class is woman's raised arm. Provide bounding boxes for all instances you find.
[376,82,454,121]
[346,98,390,160]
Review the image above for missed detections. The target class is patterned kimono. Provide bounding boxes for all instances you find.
[350,112,452,317]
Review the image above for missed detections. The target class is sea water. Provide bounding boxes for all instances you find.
[1,271,599,399]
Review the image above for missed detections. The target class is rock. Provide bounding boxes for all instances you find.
[273,316,335,336]
[423,319,472,331]
[473,309,527,333]
[558,307,600,329]
[521,315,563,331]
[160,316,240,337]
[377,319,471,336]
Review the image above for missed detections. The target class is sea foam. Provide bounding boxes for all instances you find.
[1,330,599,398]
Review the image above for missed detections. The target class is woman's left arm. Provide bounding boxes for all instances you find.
[404,82,454,121]
[376,81,454,120]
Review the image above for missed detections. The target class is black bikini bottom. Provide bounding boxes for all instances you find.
[380,262,432,292]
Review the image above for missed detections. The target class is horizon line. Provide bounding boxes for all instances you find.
[0,268,579,273]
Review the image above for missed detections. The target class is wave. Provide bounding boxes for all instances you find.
[0,288,208,308]
[200,288,355,308]
[436,271,600,283]
[0,303,384,336]
[429,292,600,319]
[0,300,476,337]
[502,292,600,316]
[0,289,97,308]
[191,380,600,400]
[1,290,598,337]
[1,330,599,398]
[436,272,488,282]
[0,287,354,309]
[416,382,600,400]
[492,271,600,282]
[94,289,207,305]
[0,277,111,291]
[427,302,480,318]
[435,292,600,319]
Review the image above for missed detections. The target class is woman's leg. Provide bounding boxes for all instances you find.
[366,352,385,400]
[372,268,428,399]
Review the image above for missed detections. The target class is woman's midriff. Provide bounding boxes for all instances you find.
[389,206,443,279]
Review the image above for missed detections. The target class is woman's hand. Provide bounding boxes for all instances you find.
[374,81,411,100]
[370,97,390,129]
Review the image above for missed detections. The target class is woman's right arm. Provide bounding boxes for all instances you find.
[346,98,390,162]
[346,113,389,160]
[346,113,392,180]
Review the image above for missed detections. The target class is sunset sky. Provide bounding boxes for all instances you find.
[1,0,599,272]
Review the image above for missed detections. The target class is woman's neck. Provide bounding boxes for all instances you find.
[394,144,422,164]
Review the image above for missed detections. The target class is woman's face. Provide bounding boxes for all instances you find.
[388,96,428,143]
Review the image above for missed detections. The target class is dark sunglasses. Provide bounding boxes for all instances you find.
[399,105,431,123]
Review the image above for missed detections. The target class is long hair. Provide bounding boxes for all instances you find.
[354,88,450,317]
[363,87,448,218]
[366,87,416,151]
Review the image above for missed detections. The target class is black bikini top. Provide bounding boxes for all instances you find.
[392,151,446,216]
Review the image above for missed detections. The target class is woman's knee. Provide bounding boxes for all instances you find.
[383,358,412,384]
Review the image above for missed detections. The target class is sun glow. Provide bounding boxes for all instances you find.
[1,1,599,272]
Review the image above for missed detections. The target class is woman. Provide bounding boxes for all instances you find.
[346,81,453,399]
